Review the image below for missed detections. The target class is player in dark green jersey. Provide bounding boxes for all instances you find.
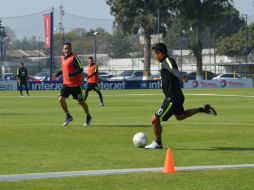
[17,62,29,96]
[145,43,217,149]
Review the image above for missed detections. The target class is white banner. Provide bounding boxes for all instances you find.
[184,79,253,89]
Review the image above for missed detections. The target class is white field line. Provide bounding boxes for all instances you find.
[0,164,254,182]
[0,93,254,98]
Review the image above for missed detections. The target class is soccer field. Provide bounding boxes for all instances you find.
[0,88,254,189]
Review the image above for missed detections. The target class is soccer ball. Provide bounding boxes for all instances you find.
[133,132,148,148]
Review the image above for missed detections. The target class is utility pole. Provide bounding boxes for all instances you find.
[38,36,41,70]
[59,4,65,51]
[157,9,160,73]
[0,19,7,62]
[179,31,183,73]
[242,14,248,77]
[157,9,160,43]
[212,31,217,74]
[93,32,98,63]
[49,8,54,82]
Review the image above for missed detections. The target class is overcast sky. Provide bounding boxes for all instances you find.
[0,0,253,38]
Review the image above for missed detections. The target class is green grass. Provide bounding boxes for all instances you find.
[0,88,254,189]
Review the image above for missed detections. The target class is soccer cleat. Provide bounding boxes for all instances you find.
[63,116,73,126]
[204,104,217,116]
[84,115,92,127]
[145,140,163,149]
[99,103,104,107]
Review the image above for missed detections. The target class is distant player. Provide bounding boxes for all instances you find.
[84,57,104,106]
[145,43,217,149]
[54,42,92,127]
[17,62,29,96]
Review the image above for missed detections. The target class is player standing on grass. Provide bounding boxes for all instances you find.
[84,57,104,106]
[145,43,217,149]
[17,62,29,96]
[54,42,92,127]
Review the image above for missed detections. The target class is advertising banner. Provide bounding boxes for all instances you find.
[43,14,51,49]
[0,79,252,91]
[26,81,161,90]
[0,81,17,91]
[98,80,161,90]
[28,82,63,90]
[184,79,253,89]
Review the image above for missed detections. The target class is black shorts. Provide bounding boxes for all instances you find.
[155,97,184,121]
[18,80,27,86]
[60,85,84,101]
[86,83,100,91]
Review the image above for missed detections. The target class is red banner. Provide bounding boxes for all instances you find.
[44,15,51,49]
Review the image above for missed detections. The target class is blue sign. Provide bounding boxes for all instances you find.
[99,80,162,90]
[27,82,63,90]
[26,80,162,90]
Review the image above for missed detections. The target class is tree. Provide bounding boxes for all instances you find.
[8,35,42,50]
[211,6,244,38]
[172,0,233,79]
[62,27,112,55]
[106,0,172,77]
[164,17,189,50]
[165,5,243,58]
[94,27,112,55]
[110,25,139,58]
[2,26,15,59]
[216,23,254,58]
[216,30,247,57]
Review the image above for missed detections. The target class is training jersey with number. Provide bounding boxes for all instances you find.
[87,63,99,83]
[160,56,184,101]
[17,67,28,81]
[61,53,83,87]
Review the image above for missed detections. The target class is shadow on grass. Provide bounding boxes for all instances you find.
[0,113,26,116]
[175,147,254,151]
[95,124,150,128]
[107,104,148,107]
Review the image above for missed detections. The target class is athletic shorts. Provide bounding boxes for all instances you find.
[60,85,84,101]
[18,80,27,86]
[86,83,100,91]
[155,97,184,121]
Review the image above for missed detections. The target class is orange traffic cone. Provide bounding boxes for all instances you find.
[163,148,176,174]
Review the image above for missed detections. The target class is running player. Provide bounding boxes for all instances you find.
[145,43,217,149]
[17,62,29,96]
[84,57,104,106]
[54,42,92,127]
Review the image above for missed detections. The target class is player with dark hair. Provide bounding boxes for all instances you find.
[54,42,92,127]
[145,43,217,149]
[84,56,104,106]
[17,62,29,96]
